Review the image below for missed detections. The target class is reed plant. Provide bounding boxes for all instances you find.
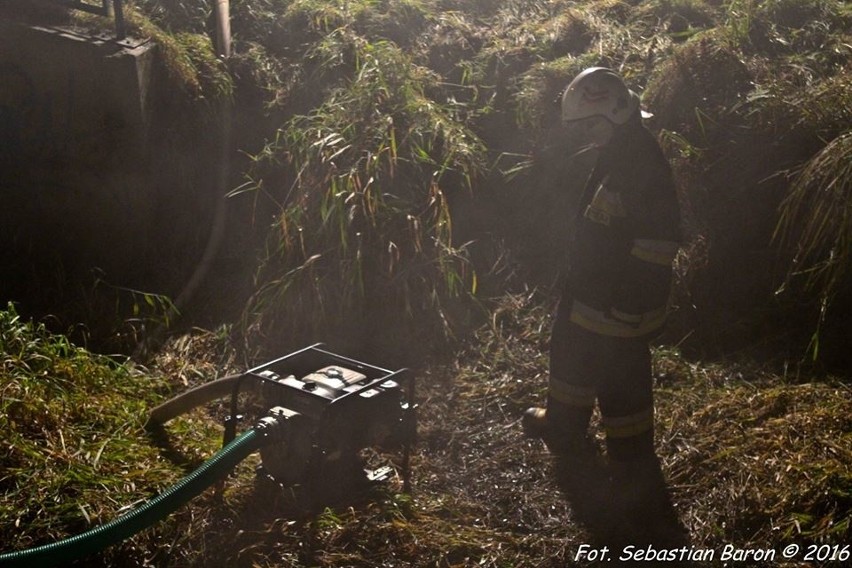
[244,34,486,353]
[775,131,852,359]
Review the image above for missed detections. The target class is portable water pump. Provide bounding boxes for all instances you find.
[222,344,417,504]
[0,345,415,568]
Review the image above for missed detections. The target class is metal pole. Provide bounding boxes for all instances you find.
[213,0,231,59]
[112,0,126,41]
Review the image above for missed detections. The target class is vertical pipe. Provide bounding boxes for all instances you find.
[112,0,126,41]
[213,0,231,59]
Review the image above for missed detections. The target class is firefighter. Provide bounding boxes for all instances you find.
[523,67,681,493]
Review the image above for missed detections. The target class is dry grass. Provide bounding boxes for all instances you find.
[3,0,852,564]
[655,349,851,547]
[6,296,851,566]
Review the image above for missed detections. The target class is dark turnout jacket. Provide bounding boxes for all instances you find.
[565,118,681,339]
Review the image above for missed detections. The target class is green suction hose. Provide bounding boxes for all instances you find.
[0,427,266,568]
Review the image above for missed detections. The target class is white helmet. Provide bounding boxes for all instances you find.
[561,67,646,125]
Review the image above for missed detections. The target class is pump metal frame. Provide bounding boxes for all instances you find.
[223,344,417,493]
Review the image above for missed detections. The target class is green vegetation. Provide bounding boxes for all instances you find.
[2,296,849,566]
[243,35,486,354]
[217,0,849,361]
[8,0,850,361]
[1,0,851,566]
[1,303,167,558]
[0,303,239,566]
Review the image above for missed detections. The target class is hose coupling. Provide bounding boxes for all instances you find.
[255,406,304,439]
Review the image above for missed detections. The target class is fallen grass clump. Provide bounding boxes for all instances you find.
[152,324,243,389]
[654,348,851,548]
[773,131,852,360]
[725,0,847,56]
[681,384,850,541]
[777,133,852,290]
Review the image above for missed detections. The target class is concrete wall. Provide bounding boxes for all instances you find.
[0,20,158,281]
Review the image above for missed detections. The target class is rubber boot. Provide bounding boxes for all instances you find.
[525,406,610,531]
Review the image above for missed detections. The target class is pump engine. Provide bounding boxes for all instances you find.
[221,345,416,505]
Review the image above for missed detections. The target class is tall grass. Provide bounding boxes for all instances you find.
[775,132,852,359]
[231,0,850,362]
[244,34,486,353]
[42,0,852,359]
[0,304,170,548]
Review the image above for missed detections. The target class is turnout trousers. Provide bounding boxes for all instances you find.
[547,299,655,462]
